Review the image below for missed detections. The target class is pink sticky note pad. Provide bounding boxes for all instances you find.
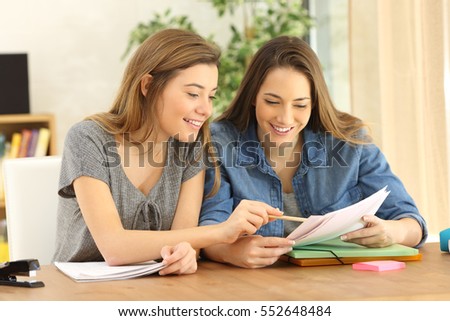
[352,260,406,272]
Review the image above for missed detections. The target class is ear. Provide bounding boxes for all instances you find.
[140,74,153,97]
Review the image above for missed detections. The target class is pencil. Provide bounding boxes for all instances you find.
[268,215,307,223]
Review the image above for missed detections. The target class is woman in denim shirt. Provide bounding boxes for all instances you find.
[200,36,427,268]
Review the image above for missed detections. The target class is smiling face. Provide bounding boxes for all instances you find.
[155,63,218,143]
[255,67,312,149]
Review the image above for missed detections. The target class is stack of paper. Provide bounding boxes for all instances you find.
[287,186,390,246]
[54,261,165,282]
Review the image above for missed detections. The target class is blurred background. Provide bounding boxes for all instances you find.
[0,0,449,251]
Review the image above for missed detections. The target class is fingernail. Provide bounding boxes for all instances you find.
[290,240,296,245]
[340,235,347,241]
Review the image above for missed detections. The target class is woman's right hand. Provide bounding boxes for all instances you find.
[220,200,283,244]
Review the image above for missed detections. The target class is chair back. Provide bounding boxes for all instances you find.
[3,156,61,264]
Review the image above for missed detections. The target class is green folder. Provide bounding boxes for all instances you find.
[288,237,419,259]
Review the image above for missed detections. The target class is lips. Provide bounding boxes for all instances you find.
[184,118,203,128]
[271,123,294,134]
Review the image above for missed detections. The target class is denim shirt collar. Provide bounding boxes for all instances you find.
[235,120,264,167]
[234,119,328,176]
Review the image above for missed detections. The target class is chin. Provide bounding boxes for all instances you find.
[173,132,199,143]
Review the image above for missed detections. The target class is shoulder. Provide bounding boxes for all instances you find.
[210,120,240,143]
[67,120,103,136]
[66,120,110,143]
[304,126,372,151]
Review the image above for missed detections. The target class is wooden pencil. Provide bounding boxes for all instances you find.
[268,215,307,223]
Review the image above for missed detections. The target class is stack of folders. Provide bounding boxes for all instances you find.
[280,237,422,267]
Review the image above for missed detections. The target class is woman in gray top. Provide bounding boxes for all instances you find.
[53,29,285,275]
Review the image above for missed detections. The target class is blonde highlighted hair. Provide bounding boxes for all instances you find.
[87,28,222,194]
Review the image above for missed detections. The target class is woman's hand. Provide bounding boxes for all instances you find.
[220,200,283,244]
[158,242,197,276]
[340,215,422,248]
[225,235,294,268]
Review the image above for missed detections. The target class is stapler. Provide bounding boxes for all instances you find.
[0,259,45,288]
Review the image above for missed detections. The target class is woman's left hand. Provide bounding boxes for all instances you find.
[158,241,197,275]
[340,215,396,247]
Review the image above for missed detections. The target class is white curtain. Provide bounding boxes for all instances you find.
[349,0,450,236]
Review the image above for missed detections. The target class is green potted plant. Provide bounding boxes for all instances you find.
[123,0,313,115]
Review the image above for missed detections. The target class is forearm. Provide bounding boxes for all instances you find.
[99,224,227,266]
[392,217,423,247]
[201,243,233,264]
[201,235,295,269]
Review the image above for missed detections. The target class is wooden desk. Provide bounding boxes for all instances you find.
[1,242,449,301]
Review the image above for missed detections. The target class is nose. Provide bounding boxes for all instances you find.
[277,105,294,125]
[196,96,213,118]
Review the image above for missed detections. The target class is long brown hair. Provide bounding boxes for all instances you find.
[217,36,371,144]
[89,29,220,141]
[87,28,222,194]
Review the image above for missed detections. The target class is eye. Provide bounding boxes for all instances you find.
[294,104,308,108]
[209,96,216,101]
[264,99,279,105]
[188,93,199,98]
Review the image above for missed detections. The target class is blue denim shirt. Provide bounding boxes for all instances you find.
[200,120,428,247]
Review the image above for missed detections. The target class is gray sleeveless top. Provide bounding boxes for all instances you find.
[53,120,204,262]
[282,192,306,236]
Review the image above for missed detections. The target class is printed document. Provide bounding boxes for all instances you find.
[287,186,390,246]
[54,260,165,282]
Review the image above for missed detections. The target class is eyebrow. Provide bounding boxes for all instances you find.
[263,93,310,101]
[185,83,218,91]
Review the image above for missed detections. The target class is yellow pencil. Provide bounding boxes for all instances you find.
[268,215,307,223]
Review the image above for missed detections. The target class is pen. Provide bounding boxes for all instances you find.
[268,215,307,223]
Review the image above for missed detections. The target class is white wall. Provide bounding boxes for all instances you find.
[0,0,234,153]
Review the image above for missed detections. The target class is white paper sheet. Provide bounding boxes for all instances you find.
[54,261,165,282]
[287,186,390,246]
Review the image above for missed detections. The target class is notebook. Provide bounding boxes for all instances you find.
[281,237,422,267]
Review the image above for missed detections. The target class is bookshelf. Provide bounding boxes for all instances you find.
[0,113,57,221]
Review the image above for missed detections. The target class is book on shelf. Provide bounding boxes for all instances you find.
[17,128,32,158]
[34,127,50,157]
[0,132,5,159]
[0,133,5,203]
[26,128,39,157]
[54,261,165,282]
[8,132,22,158]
